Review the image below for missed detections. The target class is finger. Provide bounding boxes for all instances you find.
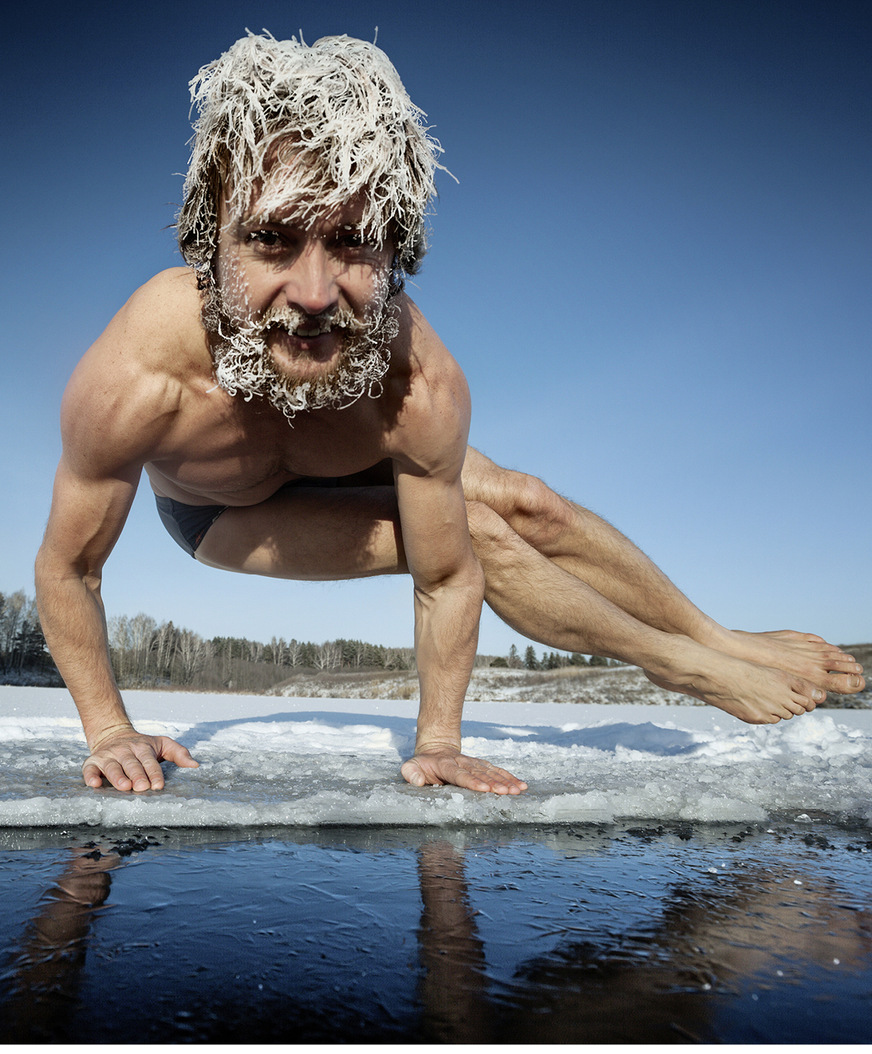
[475,762,528,793]
[94,757,135,792]
[403,755,528,794]
[431,757,508,794]
[466,771,524,795]
[455,757,528,794]
[130,747,167,790]
[155,737,200,768]
[447,764,494,793]
[82,760,107,789]
[452,762,510,793]
[401,759,440,787]
[106,753,153,793]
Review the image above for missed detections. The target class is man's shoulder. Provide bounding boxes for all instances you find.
[133,265,200,303]
[60,268,207,474]
[70,267,205,385]
[391,295,468,399]
[117,266,203,345]
[386,296,471,473]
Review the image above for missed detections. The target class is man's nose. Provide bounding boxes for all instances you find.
[282,240,339,316]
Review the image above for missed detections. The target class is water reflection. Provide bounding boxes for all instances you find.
[416,833,872,1042]
[1,846,119,1041]
[1,824,870,1043]
[417,839,493,1041]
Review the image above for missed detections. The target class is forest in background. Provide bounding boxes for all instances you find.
[0,588,603,693]
[0,590,56,685]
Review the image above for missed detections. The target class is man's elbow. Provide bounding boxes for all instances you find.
[415,556,485,605]
[34,542,55,595]
[34,542,100,598]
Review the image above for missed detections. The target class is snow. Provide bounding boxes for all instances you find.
[1,686,870,828]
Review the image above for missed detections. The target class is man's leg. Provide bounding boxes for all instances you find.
[195,484,407,580]
[461,447,865,699]
[465,499,831,723]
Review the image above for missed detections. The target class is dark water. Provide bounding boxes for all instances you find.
[1,818,870,1043]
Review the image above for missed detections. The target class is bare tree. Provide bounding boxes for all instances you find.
[128,613,158,682]
[314,641,341,671]
[108,614,133,683]
[175,629,212,685]
[269,636,288,667]
[286,638,303,668]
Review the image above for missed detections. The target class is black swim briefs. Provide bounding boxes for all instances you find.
[154,477,351,558]
[155,495,228,558]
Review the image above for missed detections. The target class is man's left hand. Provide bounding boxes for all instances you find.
[402,747,527,795]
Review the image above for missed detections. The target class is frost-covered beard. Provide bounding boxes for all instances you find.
[201,274,399,422]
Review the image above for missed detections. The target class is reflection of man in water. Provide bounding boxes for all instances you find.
[416,834,872,1044]
[1,847,117,1041]
[34,33,864,797]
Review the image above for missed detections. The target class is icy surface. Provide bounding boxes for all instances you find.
[1,687,870,827]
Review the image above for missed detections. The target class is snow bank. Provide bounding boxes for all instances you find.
[1,687,870,827]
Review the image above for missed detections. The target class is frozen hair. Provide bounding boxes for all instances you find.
[177,31,446,288]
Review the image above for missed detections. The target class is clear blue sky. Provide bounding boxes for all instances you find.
[2,0,869,655]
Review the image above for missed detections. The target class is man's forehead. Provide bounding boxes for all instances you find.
[223,184,370,229]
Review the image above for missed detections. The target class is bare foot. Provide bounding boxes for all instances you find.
[712,629,865,696]
[645,638,826,724]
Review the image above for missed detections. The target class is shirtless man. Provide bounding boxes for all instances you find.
[34,33,864,798]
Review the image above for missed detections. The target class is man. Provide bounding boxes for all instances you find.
[35,33,864,797]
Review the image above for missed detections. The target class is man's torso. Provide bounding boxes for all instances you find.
[69,268,458,508]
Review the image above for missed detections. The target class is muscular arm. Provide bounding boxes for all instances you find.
[391,313,526,794]
[35,272,200,790]
[35,455,138,747]
[395,459,483,746]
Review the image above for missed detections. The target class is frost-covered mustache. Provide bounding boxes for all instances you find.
[256,304,366,338]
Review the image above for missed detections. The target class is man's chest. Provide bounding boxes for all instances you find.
[146,394,395,503]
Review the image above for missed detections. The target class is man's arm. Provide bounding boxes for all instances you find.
[35,277,199,791]
[395,466,526,794]
[390,344,527,795]
[36,455,139,746]
[35,456,197,792]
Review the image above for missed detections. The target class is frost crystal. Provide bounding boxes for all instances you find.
[177,31,448,283]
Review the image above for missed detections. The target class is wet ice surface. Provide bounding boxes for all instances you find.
[0,821,870,1043]
[3,689,871,1042]
[1,687,871,826]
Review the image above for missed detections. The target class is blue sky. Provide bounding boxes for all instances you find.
[2,0,869,656]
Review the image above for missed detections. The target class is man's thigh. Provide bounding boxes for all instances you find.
[194,484,407,580]
[461,447,518,511]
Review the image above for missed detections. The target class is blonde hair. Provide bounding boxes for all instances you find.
[177,32,446,287]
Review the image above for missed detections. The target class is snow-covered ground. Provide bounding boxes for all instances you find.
[1,684,870,828]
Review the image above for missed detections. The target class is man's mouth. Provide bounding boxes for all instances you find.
[293,322,335,338]
[264,318,345,367]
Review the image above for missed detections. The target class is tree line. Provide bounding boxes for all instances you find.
[106,611,418,692]
[492,643,610,670]
[0,589,424,692]
[0,590,59,685]
[1,588,612,692]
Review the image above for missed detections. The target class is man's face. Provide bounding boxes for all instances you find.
[213,188,394,388]
[202,182,399,421]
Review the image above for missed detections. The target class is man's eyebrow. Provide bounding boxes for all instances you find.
[237,210,364,227]
[234,214,299,230]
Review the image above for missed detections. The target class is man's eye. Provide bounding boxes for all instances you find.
[247,230,284,249]
[337,227,367,249]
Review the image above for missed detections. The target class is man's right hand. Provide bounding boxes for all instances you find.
[83,730,199,792]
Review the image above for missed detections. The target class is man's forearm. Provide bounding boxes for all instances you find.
[412,564,485,751]
[34,554,134,747]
